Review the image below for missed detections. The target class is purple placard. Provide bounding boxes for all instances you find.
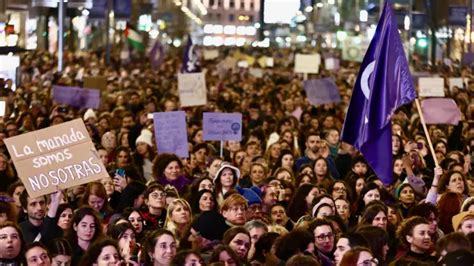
[203,112,242,141]
[304,78,341,105]
[53,86,100,109]
[421,98,461,125]
[153,111,189,158]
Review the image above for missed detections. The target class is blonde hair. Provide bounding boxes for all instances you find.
[164,198,192,238]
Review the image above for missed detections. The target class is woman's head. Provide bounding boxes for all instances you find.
[214,164,240,191]
[438,170,468,195]
[153,153,183,181]
[0,193,17,223]
[313,157,329,178]
[339,246,376,266]
[360,202,388,230]
[170,250,204,266]
[57,203,74,230]
[207,158,223,179]
[0,222,23,261]
[70,206,103,246]
[48,238,72,266]
[114,146,131,168]
[123,208,144,234]
[223,226,251,260]
[209,245,240,266]
[273,167,294,185]
[192,189,216,214]
[334,233,369,266]
[250,163,268,185]
[79,238,121,266]
[142,229,177,266]
[330,181,350,200]
[81,182,109,213]
[165,199,192,230]
[107,222,136,258]
[397,216,431,253]
[359,182,381,206]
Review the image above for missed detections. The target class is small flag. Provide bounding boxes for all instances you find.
[421,98,461,125]
[125,26,145,51]
[341,1,417,185]
[181,35,201,73]
[150,40,164,70]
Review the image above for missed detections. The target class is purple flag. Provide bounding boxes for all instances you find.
[203,112,242,141]
[304,78,341,105]
[153,111,189,158]
[150,40,164,70]
[53,86,101,109]
[181,35,201,73]
[341,1,417,185]
[421,98,461,125]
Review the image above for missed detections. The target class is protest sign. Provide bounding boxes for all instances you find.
[203,49,219,60]
[421,98,461,125]
[294,53,321,74]
[53,86,101,109]
[304,78,341,105]
[177,72,207,107]
[4,119,108,198]
[153,111,189,158]
[418,77,445,97]
[448,77,465,90]
[237,60,249,68]
[249,68,264,78]
[203,112,242,141]
[83,76,107,91]
[0,55,20,90]
[266,57,274,67]
[325,58,340,70]
[0,101,5,117]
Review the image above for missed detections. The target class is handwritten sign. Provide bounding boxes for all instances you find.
[449,77,466,91]
[153,111,189,158]
[294,53,321,74]
[178,72,207,107]
[421,98,461,125]
[4,119,108,198]
[203,49,219,60]
[0,55,20,90]
[83,76,107,91]
[53,86,101,109]
[325,58,340,70]
[418,77,445,97]
[203,112,242,141]
[304,78,341,105]
[0,101,5,117]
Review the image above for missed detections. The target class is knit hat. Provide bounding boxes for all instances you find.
[135,130,153,147]
[237,186,262,206]
[191,210,230,241]
[83,108,97,121]
[452,211,474,231]
[213,163,241,184]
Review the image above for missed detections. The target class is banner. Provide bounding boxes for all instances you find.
[153,111,189,158]
[4,119,108,198]
[421,98,461,125]
[177,72,207,107]
[53,86,101,109]
[418,77,445,97]
[304,78,341,105]
[83,76,107,91]
[294,53,321,74]
[203,112,242,141]
[448,5,468,26]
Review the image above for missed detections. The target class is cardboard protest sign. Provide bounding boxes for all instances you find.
[53,86,101,109]
[203,49,219,60]
[83,76,107,91]
[304,78,341,105]
[294,53,321,74]
[4,119,108,198]
[418,77,445,97]
[448,78,465,91]
[203,112,242,141]
[177,72,207,107]
[421,98,461,125]
[325,58,340,70]
[153,111,189,158]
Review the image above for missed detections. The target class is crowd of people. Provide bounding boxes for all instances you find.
[0,46,472,266]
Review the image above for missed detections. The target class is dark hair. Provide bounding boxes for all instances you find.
[355,182,382,215]
[339,232,369,248]
[251,232,280,263]
[286,254,321,266]
[20,189,47,210]
[222,226,250,245]
[355,225,388,263]
[340,246,373,266]
[437,170,469,195]
[144,183,165,200]
[408,202,438,219]
[78,238,120,266]
[438,192,463,234]
[208,245,240,265]
[360,202,388,226]
[287,184,318,221]
[48,238,72,257]
[152,153,184,179]
[25,242,50,261]
[0,222,24,261]
[396,216,429,248]
[190,189,216,214]
[67,206,103,248]
[436,232,471,257]
[170,249,203,265]
[107,222,135,240]
[275,229,314,261]
[142,229,176,265]
[308,218,334,234]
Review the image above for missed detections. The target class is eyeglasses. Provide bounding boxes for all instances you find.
[358,258,378,266]
[150,192,166,199]
[315,233,334,241]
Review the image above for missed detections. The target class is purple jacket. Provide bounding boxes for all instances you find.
[157,175,191,194]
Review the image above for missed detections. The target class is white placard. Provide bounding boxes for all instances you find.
[178,72,208,107]
[294,53,321,74]
[266,57,274,67]
[325,58,340,70]
[418,77,445,97]
[0,101,5,117]
[237,60,249,68]
[249,68,264,78]
[449,77,466,91]
[0,55,20,90]
[203,49,219,60]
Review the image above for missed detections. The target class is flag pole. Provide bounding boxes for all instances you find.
[220,140,224,158]
[414,98,439,167]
